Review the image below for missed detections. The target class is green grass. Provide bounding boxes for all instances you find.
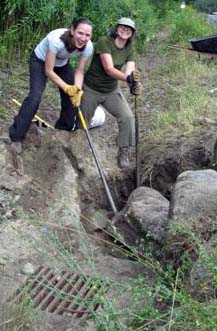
[142,52,216,143]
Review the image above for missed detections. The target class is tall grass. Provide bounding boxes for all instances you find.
[0,0,77,64]
[142,53,215,142]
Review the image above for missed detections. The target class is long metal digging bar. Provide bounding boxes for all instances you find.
[134,95,141,187]
[78,107,118,215]
[12,98,54,129]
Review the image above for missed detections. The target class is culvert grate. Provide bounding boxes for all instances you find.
[9,265,107,319]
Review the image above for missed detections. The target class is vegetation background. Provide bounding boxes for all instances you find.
[0,0,216,62]
[1,0,217,330]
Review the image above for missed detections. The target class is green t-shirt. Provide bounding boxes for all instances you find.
[84,35,135,93]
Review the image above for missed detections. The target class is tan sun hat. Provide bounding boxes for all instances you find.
[117,17,136,31]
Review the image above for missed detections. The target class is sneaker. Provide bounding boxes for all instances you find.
[117,147,129,168]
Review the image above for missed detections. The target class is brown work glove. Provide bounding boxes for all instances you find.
[126,69,142,95]
[63,84,80,97]
[70,89,83,107]
[126,69,141,85]
[130,81,143,96]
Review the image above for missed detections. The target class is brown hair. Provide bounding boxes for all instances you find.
[60,18,93,53]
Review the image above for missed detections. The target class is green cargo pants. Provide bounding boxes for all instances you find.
[80,84,134,147]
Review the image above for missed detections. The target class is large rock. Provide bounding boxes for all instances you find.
[169,169,217,221]
[163,169,217,265]
[112,186,169,247]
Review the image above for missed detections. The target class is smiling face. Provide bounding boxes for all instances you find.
[71,23,92,49]
[117,25,134,41]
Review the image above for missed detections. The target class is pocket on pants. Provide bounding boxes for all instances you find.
[117,90,126,103]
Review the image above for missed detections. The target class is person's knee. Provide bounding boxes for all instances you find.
[119,112,134,125]
[31,93,42,106]
[26,92,42,111]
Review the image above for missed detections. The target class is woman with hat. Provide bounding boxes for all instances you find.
[80,17,142,168]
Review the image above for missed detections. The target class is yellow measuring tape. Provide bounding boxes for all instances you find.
[12,98,54,129]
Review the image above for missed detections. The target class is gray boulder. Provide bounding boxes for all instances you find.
[169,169,217,221]
[112,186,169,246]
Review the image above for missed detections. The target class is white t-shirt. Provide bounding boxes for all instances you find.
[34,28,93,67]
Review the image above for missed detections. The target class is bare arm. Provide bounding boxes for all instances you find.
[45,50,67,90]
[99,53,135,81]
[45,51,90,91]
[74,56,90,89]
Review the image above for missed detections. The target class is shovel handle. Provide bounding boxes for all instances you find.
[134,95,140,187]
[78,108,87,130]
[78,107,118,215]
[12,98,54,129]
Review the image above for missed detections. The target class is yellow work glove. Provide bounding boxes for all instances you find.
[63,84,80,97]
[130,81,143,96]
[70,90,83,107]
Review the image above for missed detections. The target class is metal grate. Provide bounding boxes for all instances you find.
[9,265,106,319]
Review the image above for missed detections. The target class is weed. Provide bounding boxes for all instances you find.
[0,291,36,331]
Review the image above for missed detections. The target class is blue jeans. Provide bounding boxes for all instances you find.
[9,51,77,142]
